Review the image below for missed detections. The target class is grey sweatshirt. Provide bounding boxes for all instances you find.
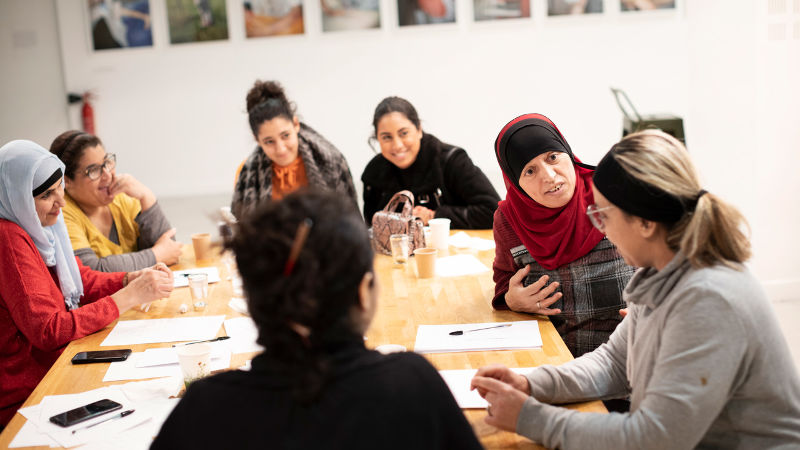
[517,253,800,449]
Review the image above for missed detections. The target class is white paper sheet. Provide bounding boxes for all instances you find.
[103,350,231,382]
[100,315,225,346]
[448,231,496,251]
[224,317,264,354]
[439,368,534,408]
[135,344,231,367]
[414,320,542,353]
[172,267,221,287]
[228,296,249,315]
[435,254,490,277]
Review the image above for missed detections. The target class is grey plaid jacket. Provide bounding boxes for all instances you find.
[492,208,634,357]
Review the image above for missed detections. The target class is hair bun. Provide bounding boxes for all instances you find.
[246,80,289,113]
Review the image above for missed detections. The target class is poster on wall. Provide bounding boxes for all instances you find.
[397,0,455,26]
[474,0,529,21]
[167,0,229,44]
[321,0,380,32]
[244,0,305,37]
[547,0,601,16]
[88,0,153,50]
[621,0,675,11]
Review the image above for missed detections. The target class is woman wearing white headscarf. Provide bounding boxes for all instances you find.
[0,140,174,427]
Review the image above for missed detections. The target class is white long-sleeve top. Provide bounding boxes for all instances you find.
[518,253,800,449]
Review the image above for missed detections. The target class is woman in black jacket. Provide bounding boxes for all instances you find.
[361,97,500,229]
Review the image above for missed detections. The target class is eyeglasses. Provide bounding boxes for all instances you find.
[586,204,614,232]
[83,154,116,180]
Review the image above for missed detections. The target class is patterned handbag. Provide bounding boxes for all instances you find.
[371,190,426,255]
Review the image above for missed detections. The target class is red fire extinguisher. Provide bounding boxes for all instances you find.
[81,92,95,135]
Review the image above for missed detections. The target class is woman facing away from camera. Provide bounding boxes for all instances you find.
[492,114,633,358]
[361,96,500,228]
[471,130,800,449]
[231,80,358,218]
[50,130,182,272]
[153,190,482,449]
[0,140,173,427]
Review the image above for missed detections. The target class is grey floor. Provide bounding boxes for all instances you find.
[159,193,800,371]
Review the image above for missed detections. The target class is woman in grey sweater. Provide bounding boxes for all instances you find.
[471,129,800,449]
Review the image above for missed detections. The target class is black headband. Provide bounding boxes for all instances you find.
[32,168,63,197]
[593,151,700,223]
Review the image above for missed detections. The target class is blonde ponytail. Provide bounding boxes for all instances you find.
[612,130,751,269]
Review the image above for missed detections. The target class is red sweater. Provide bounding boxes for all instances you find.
[0,219,122,425]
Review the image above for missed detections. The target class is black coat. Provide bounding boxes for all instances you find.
[361,133,500,229]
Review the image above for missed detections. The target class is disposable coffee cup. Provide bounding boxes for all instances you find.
[428,218,451,252]
[192,233,212,264]
[176,343,211,388]
[414,248,437,278]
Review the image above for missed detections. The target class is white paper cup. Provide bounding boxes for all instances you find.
[428,218,451,251]
[176,343,212,388]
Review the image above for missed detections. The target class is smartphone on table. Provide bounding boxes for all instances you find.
[71,349,132,364]
[49,398,122,427]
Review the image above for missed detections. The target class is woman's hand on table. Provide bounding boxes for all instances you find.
[471,364,531,396]
[412,205,435,225]
[113,266,174,313]
[470,369,530,432]
[109,173,157,210]
[505,265,562,315]
[152,228,183,265]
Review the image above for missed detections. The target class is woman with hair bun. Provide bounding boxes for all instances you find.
[471,130,800,449]
[232,80,358,218]
[153,190,482,449]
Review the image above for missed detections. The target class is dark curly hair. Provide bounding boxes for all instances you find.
[49,130,102,179]
[246,80,296,136]
[227,189,373,401]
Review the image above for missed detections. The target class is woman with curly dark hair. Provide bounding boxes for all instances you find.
[154,190,482,449]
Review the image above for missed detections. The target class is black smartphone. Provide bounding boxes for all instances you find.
[71,349,132,364]
[49,398,122,427]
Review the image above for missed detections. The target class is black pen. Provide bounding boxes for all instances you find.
[72,409,134,434]
[449,323,511,336]
[172,336,230,347]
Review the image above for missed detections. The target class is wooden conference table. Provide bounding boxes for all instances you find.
[0,230,605,449]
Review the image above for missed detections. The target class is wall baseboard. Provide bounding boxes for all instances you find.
[762,280,800,304]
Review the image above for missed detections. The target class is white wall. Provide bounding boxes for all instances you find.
[0,0,69,146]
[4,0,798,292]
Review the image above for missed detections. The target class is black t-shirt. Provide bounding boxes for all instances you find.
[151,345,483,450]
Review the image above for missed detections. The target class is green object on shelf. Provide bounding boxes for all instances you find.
[611,87,686,145]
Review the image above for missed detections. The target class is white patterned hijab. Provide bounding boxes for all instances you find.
[0,140,84,310]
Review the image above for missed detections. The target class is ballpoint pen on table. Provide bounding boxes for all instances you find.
[449,323,512,336]
[72,409,134,434]
[172,336,230,347]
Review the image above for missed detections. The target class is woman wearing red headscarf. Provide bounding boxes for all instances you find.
[492,114,633,357]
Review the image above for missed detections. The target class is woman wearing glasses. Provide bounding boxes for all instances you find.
[471,129,800,448]
[50,130,182,272]
[0,140,173,427]
[491,114,633,358]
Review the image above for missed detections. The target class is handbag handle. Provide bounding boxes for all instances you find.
[610,87,643,123]
[383,190,415,216]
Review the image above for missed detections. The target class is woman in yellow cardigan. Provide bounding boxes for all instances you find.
[50,131,183,272]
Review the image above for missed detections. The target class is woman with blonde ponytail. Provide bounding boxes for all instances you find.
[470,130,800,449]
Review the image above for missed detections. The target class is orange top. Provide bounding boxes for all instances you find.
[271,157,308,200]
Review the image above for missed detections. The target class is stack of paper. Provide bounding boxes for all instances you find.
[435,254,490,277]
[172,267,221,288]
[439,368,534,408]
[100,315,226,346]
[448,231,496,251]
[9,379,180,449]
[224,317,264,354]
[413,320,542,353]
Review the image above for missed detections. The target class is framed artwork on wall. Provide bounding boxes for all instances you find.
[167,0,229,44]
[321,0,380,31]
[474,0,530,21]
[620,0,675,11]
[243,0,305,37]
[397,0,455,26]
[88,0,153,50]
[547,0,601,16]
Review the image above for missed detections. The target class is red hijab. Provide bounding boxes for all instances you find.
[494,114,603,270]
